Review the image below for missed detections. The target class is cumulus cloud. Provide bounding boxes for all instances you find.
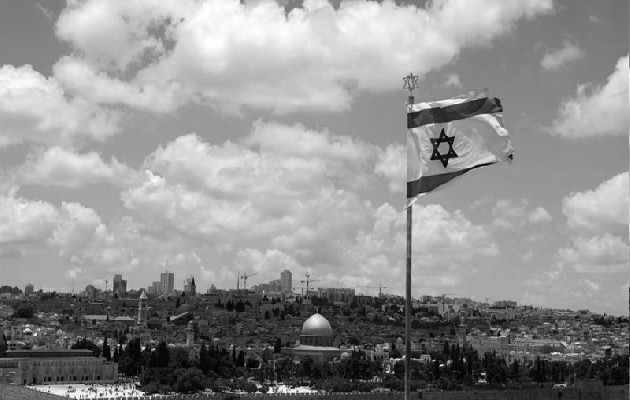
[0,64,122,148]
[16,147,137,188]
[374,143,405,193]
[527,173,630,315]
[551,55,629,138]
[52,0,552,114]
[558,233,629,273]
[562,172,629,231]
[115,122,499,293]
[491,199,552,229]
[540,41,584,71]
[0,181,170,280]
[0,186,59,245]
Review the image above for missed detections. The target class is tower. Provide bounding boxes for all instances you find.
[184,276,197,297]
[458,321,467,350]
[137,290,148,327]
[186,321,195,346]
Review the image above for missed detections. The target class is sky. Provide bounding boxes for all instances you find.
[0,0,627,316]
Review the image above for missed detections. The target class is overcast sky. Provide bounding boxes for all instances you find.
[0,0,627,315]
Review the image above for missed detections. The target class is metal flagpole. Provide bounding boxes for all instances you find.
[403,72,418,400]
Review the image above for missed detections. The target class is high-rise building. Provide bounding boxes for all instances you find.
[24,283,34,297]
[148,281,160,295]
[160,271,174,294]
[281,269,292,293]
[113,274,127,297]
[317,287,355,304]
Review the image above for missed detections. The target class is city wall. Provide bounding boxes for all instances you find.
[91,385,628,400]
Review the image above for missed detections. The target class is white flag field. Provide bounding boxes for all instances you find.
[406,89,514,207]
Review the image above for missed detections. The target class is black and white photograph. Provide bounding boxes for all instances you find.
[0,0,627,398]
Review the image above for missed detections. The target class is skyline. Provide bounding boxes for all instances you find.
[0,0,628,316]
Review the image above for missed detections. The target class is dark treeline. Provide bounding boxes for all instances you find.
[107,336,628,394]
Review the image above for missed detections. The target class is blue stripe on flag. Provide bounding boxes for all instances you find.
[408,97,503,129]
[407,161,497,199]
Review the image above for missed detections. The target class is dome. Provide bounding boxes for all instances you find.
[301,313,332,337]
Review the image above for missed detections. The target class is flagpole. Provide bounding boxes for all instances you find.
[403,72,418,400]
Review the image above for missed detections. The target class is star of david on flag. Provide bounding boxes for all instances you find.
[407,89,513,207]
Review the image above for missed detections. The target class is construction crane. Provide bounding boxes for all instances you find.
[240,272,258,290]
[300,273,320,299]
[359,283,388,298]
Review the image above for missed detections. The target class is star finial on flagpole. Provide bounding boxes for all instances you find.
[403,72,419,95]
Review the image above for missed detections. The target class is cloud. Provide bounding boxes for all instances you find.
[491,199,552,229]
[522,260,623,314]
[442,73,462,88]
[550,55,629,138]
[115,122,499,294]
[374,143,405,193]
[562,172,629,231]
[35,3,54,21]
[526,173,630,315]
[233,248,301,287]
[588,15,600,23]
[558,233,629,274]
[540,40,584,71]
[53,0,552,114]
[520,250,534,263]
[0,186,59,245]
[16,147,137,188]
[0,64,122,148]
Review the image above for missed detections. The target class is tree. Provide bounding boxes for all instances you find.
[156,341,170,368]
[169,347,191,369]
[274,337,282,353]
[102,335,111,361]
[237,350,245,367]
[199,342,210,374]
[173,368,206,393]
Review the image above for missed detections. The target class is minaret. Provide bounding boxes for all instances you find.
[458,317,467,350]
[137,290,148,328]
[186,321,194,346]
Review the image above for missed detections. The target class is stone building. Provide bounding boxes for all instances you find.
[0,338,117,385]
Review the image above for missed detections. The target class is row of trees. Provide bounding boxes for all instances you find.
[74,333,628,394]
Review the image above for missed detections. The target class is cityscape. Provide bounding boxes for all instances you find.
[0,269,628,398]
[0,0,628,399]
